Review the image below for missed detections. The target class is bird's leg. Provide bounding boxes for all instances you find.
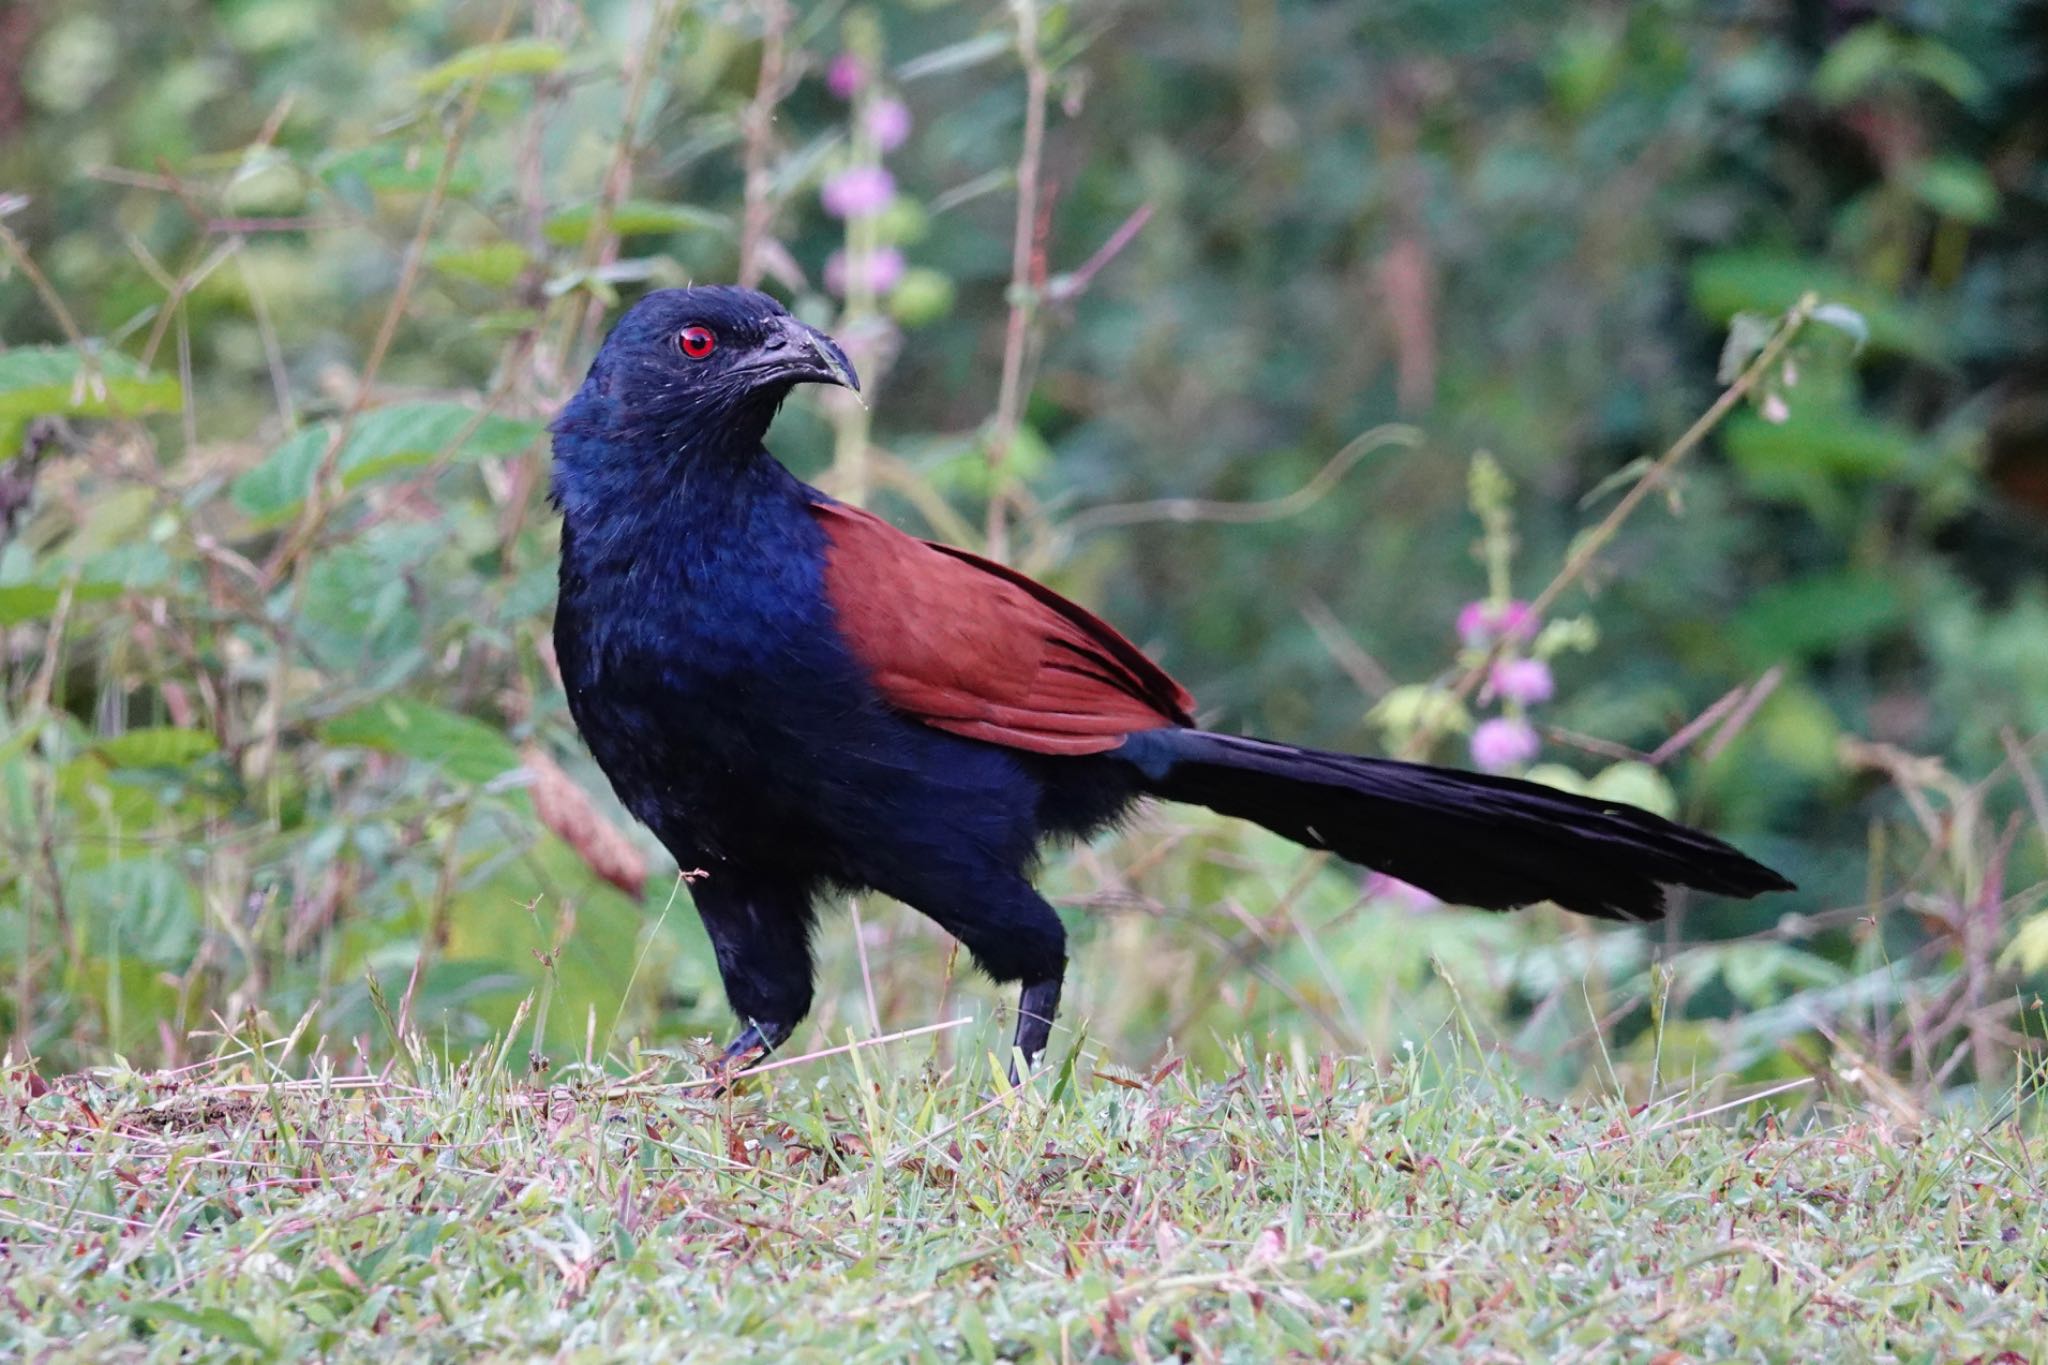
[1010,976,1064,1085]
[891,874,1068,1086]
[688,871,817,1094]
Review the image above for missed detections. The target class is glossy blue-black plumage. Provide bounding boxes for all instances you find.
[552,288,1131,1063]
[553,286,1792,1076]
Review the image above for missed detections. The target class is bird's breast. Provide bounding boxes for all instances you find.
[554,518,884,849]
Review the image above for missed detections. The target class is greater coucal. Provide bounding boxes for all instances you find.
[550,286,1791,1077]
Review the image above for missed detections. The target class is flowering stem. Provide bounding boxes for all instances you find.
[1501,294,1818,675]
[1406,292,1820,760]
[826,82,884,504]
[984,0,1048,561]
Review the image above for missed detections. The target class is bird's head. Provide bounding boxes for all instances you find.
[552,285,858,459]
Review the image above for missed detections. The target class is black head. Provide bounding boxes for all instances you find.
[552,285,858,454]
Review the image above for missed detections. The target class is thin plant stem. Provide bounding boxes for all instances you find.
[1405,291,1821,758]
[983,0,1049,561]
[737,0,791,290]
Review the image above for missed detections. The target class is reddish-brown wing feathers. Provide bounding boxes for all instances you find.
[811,501,1195,755]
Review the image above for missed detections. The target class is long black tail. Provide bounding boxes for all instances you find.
[1119,729,1792,922]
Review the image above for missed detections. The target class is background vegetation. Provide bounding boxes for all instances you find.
[2,0,2046,1112]
[6,2,2048,1356]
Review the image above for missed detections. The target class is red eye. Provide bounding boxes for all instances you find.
[677,325,716,360]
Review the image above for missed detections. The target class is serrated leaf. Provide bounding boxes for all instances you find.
[417,38,567,93]
[94,728,220,769]
[541,200,729,247]
[232,402,544,525]
[0,346,182,420]
[323,697,519,784]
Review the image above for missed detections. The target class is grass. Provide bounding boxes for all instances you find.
[3,1015,2042,1363]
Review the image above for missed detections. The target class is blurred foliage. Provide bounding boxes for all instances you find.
[0,0,2044,1100]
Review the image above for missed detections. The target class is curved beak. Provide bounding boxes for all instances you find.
[748,315,860,393]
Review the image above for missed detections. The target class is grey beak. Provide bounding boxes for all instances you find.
[756,316,860,393]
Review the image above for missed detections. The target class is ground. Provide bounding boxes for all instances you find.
[2,1026,2041,1362]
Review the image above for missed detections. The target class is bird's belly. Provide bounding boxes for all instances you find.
[569,652,855,856]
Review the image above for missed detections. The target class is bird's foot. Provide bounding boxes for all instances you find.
[706,1019,792,1096]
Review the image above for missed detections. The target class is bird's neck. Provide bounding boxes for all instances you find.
[552,430,814,581]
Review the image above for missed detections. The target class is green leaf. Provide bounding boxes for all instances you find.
[2003,911,2048,976]
[0,346,182,420]
[106,1300,266,1350]
[541,200,729,247]
[0,581,124,624]
[323,697,520,784]
[1689,253,1935,360]
[94,727,220,769]
[1725,408,1918,483]
[1716,312,1776,384]
[318,143,485,197]
[1911,157,1999,224]
[429,241,533,288]
[416,38,567,93]
[1733,571,1907,662]
[232,402,544,525]
[1587,761,1677,820]
[1812,24,1902,106]
[896,32,1011,81]
[1810,303,1870,354]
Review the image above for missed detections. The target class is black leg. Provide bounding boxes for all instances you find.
[1011,976,1064,1084]
[687,870,817,1085]
[889,874,1068,1085]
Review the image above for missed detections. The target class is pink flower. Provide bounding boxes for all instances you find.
[826,53,866,100]
[1364,872,1441,912]
[1470,717,1540,772]
[824,246,906,297]
[1489,657,1555,705]
[1456,599,1538,647]
[821,165,895,220]
[865,97,911,152]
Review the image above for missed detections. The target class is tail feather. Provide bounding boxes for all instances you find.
[1119,730,1793,922]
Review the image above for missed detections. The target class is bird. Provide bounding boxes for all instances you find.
[549,284,1793,1080]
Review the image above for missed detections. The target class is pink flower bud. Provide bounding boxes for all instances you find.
[826,53,866,100]
[1470,717,1540,772]
[865,97,911,152]
[824,246,906,297]
[1489,657,1555,705]
[820,165,895,220]
[1456,599,1538,647]
[1364,872,1441,912]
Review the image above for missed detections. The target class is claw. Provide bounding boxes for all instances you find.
[706,1019,791,1097]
